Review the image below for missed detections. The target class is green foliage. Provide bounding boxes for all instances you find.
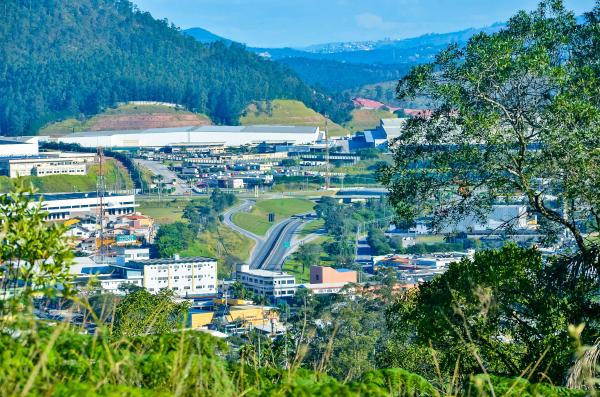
[113,289,190,338]
[0,0,351,135]
[0,183,74,314]
[470,374,588,397]
[295,243,322,273]
[384,244,600,384]
[155,222,196,258]
[379,1,600,256]
[368,228,393,255]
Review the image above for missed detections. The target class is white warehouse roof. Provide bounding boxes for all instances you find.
[47,125,321,148]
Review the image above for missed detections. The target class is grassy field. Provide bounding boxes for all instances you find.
[299,219,325,237]
[232,198,315,236]
[183,223,255,265]
[0,159,133,194]
[344,108,397,132]
[137,198,196,224]
[240,100,350,137]
[39,103,211,135]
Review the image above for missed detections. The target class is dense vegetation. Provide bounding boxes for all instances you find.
[380,2,600,257]
[0,0,351,136]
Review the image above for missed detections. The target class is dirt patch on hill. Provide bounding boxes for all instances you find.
[90,113,212,131]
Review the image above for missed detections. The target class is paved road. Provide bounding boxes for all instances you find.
[356,237,373,264]
[222,200,262,262]
[134,159,190,195]
[256,218,305,271]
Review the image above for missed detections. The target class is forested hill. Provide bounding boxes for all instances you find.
[0,0,351,136]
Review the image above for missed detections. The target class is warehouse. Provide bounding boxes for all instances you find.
[47,125,321,149]
[0,136,39,157]
[33,192,137,221]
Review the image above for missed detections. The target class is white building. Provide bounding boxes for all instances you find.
[0,156,89,178]
[115,247,150,265]
[46,125,321,149]
[441,205,530,234]
[236,264,297,299]
[126,255,218,297]
[32,192,137,221]
[0,136,39,157]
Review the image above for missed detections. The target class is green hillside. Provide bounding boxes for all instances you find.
[240,100,350,137]
[40,103,212,135]
[0,159,133,193]
[0,0,351,136]
[344,108,397,132]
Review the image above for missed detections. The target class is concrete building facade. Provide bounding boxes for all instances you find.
[236,264,296,299]
[128,256,218,296]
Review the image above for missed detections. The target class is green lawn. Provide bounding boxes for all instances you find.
[299,219,325,237]
[232,198,315,236]
[240,100,349,137]
[137,200,189,224]
[0,159,133,194]
[182,223,255,277]
[416,235,446,244]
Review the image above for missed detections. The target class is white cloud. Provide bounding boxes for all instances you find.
[355,12,396,30]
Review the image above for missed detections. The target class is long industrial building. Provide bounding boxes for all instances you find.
[46,125,322,149]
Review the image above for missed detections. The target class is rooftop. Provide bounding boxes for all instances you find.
[238,268,294,278]
[32,192,135,201]
[128,257,217,266]
[62,125,318,138]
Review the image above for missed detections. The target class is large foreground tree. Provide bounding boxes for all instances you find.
[379,1,600,258]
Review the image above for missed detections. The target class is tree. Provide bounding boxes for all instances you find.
[384,244,600,384]
[0,183,74,315]
[379,2,600,259]
[296,243,322,274]
[113,288,190,338]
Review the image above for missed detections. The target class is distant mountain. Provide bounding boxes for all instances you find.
[299,23,506,55]
[0,0,351,135]
[183,23,507,92]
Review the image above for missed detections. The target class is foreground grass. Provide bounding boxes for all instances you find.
[0,159,132,193]
[240,99,349,137]
[2,319,581,397]
[232,198,315,236]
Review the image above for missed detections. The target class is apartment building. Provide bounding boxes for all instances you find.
[126,255,218,297]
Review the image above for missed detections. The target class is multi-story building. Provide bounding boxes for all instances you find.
[124,255,218,297]
[236,264,296,299]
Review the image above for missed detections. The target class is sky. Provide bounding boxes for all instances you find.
[133,0,595,48]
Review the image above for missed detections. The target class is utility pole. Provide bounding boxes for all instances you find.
[96,146,106,263]
[324,120,330,190]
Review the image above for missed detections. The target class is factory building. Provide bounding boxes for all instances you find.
[46,125,321,149]
[33,192,137,221]
[0,136,39,157]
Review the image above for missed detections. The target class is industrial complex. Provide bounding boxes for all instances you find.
[45,125,322,148]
